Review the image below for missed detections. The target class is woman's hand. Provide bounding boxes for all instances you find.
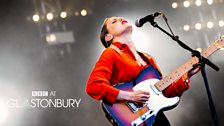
[187,48,202,79]
[117,90,150,104]
[188,66,200,78]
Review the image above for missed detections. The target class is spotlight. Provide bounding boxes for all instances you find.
[80,9,87,16]
[46,13,53,21]
[60,12,67,19]
[207,0,213,5]
[195,0,202,6]
[207,21,214,29]
[219,20,224,27]
[32,14,40,22]
[46,34,56,43]
[195,23,202,30]
[183,1,190,8]
[172,2,178,8]
[183,25,190,31]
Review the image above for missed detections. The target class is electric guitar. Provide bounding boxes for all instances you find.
[102,37,224,126]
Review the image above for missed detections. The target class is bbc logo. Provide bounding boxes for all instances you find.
[32,91,48,96]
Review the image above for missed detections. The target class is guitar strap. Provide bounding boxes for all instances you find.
[109,44,122,54]
[109,44,162,77]
[138,52,163,77]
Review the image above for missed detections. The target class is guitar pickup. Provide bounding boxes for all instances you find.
[126,101,143,113]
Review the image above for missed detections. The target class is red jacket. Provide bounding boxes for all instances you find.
[86,42,190,103]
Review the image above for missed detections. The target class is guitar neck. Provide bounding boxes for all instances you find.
[155,40,221,91]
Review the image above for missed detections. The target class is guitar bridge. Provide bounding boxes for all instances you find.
[126,101,143,113]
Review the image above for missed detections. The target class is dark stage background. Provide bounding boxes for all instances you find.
[0,0,223,126]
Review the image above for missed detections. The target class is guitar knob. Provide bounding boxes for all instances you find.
[132,123,137,126]
[140,115,146,120]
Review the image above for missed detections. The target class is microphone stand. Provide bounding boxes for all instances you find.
[148,15,219,126]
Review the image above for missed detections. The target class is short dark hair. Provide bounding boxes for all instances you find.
[100,18,111,48]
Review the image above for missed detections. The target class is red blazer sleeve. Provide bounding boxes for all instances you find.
[145,53,190,97]
[86,49,119,103]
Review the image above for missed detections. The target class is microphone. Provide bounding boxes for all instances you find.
[135,12,162,27]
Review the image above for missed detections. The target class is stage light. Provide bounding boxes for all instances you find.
[207,0,213,5]
[195,0,202,6]
[219,20,224,27]
[32,14,40,22]
[46,34,56,43]
[46,13,53,21]
[183,1,190,8]
[195,23,202,30]
[183,25,190,31]
[207,21,214,29]
[80,9,87,16]
[60,12,67,19]
[0,101,8,124]
[172,2,178,8]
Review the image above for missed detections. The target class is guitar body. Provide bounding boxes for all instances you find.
[102,66,180,126]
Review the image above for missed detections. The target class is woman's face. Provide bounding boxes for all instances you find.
[105,17,132,37]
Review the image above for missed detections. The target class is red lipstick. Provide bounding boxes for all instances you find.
[122,20,127,24]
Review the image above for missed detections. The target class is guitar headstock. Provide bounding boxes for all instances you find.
[214,36,224,50]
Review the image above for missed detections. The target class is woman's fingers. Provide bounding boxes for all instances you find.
[132,90,150,103]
